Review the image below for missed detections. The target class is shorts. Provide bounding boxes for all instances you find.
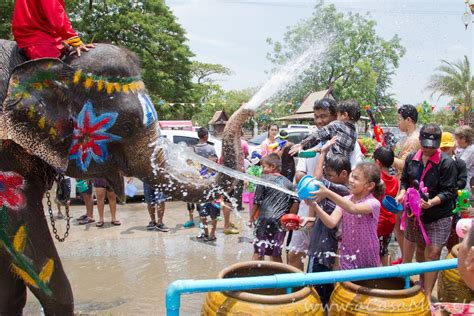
[56,178,71,204]
[253,230,286,257]
[287,229,311,253]
[197,203,220,219]
[378,234,391,256]
[23,43,64,60]
[144,184,167,205]
[92,178,113,192]
[404,216,452,246]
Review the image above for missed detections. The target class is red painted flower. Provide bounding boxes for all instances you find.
[0,171,26,210]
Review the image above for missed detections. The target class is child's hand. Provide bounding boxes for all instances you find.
[321,136,338,153]
[421,199,434,210]
[310,183,329,202]
[299,217,314,229]
[395,193,405,204]
[289,143,303,156]
[247,220,253,228]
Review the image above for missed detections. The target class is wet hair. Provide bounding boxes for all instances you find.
[398,104,418,123]
[197,127,209,139]
[267,123,279,131]
[261,153,281,171]
[455,126,474,145]
[337,100,361,121]
[313,98,337,117]
[325,155,351,175]
[353,162,385,199]
[373,147,395,168]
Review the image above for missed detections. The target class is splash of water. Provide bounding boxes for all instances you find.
[244,42,328,111]
[149,138,298,198]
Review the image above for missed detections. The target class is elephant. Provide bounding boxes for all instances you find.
[0,39,254,315]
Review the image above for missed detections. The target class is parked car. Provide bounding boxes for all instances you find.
[247,127,315,155]
[159,129,222,158]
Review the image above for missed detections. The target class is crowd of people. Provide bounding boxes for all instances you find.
[239,100,472,305]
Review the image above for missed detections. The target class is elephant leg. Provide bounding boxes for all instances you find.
[22,211,74,316]
[0,252,27,316]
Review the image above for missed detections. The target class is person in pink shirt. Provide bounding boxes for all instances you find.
[303,162,383,270]
[259,124,279,157]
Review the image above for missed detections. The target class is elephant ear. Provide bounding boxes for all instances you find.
[0,58,75,172]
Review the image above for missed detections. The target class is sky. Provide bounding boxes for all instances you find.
[166,0,473,108]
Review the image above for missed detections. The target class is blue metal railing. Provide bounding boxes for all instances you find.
[165,258,458,315]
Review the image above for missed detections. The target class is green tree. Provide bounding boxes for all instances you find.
[426,55,473,124]
[266,4,405,116]
[1,1,194,102]
[0,1,14,39]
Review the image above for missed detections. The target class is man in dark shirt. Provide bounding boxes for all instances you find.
[396,124,456,301]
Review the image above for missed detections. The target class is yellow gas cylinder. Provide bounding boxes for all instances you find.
[438,244,474,303]
[202,261,322,315]
[329,277,430,315]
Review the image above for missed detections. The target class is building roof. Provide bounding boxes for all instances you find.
[295,89,334,113]
[208,110,228,124]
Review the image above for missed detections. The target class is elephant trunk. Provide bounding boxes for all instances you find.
[127,107,255,202]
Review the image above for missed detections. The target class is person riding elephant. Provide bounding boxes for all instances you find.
[12,0,95,59]
[0,39,254,315]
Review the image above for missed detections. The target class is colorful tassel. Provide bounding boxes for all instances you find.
[84,77,94,89]
[73,70,82,85]
[12,264,38,287]
[106,82,114,94]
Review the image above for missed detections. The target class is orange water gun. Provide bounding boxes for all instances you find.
[365,105,385,146]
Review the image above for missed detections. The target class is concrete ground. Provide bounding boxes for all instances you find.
[25,199,256,315]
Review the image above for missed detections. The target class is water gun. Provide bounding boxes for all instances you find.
[365,105,385,146]
[453,190,470,214]
[268,140,287,150]
[401,180,430,245]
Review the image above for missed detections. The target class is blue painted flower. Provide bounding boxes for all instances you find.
[69,101,122,172]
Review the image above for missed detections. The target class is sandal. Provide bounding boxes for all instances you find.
[77,214,88,221]
[111,220,121,226]
[204,236,216,242]
[96,221,104,227]
[197,233,208,239]
[79,217,95,225]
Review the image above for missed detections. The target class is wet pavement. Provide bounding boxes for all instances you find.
[25,200,256,315]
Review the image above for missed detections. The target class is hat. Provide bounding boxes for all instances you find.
[419,125,442,148]
[440,132,455,148]
[279,130,288,139]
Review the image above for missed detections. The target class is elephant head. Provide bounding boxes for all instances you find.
[0,44,254,202]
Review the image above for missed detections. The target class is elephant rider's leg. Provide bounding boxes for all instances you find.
[0,252,27,315]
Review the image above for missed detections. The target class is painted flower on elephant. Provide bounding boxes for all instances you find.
[70,101,122,172]
[0,171,26,210]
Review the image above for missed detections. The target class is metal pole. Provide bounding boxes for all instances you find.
[166,259,457,315]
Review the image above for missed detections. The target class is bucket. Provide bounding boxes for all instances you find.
[438,244,474,303]
[329,277,430,315]
[125,183,138,197]
[297,175,319,200]
[202,261,322,315]
[382,196,403,214]
[76,180,89,193]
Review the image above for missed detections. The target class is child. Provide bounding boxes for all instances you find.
[250,154,299,262]
[290,100,361,160]
[302,162,383,270]
[55,176,71,219]
[302,139,351,306]
[373,147,398,266]
[196,154,220,242]
[244,151,263,212]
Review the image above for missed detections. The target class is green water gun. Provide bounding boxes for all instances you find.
[453,190,470,214]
